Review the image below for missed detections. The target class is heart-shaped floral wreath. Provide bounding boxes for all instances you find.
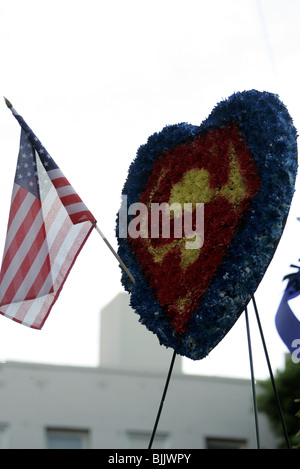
[116,90,298,360]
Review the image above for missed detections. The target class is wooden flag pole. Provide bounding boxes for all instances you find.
[4,97,18,115]
[91,221,135,284]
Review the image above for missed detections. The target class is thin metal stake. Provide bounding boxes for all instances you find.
[245,306,260,449]
[252,295,291,449]
[148,350,177,449]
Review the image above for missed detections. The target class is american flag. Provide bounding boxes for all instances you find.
[0,110,96,329]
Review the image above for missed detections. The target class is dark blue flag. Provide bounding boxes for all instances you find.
[275,263,300,353]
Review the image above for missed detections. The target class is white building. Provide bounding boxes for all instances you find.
[0,293,279,449]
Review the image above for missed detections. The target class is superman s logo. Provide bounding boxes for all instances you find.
[127,124,260,335]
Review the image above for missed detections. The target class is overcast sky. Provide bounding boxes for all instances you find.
[0,0,300,379]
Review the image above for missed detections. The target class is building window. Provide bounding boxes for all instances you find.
[206,437,247,449]
[126,430,170,449]
[46,428,89,449]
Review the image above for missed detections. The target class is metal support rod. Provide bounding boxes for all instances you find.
[245,306,260,449]
[252,295,291,449]
[148,350,177,449]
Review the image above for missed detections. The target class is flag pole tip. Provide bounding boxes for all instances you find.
[4,97,13,109]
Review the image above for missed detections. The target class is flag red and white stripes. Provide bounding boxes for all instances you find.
[49,168,94,224]
[0,113,96,329]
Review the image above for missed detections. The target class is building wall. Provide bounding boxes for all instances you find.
[100,292,181,373]
[0,293,279,449]
[0,361,277,449]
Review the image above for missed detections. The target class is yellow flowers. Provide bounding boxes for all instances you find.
[169,144,247,210]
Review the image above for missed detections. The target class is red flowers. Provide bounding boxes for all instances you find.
[128,123,260,334]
